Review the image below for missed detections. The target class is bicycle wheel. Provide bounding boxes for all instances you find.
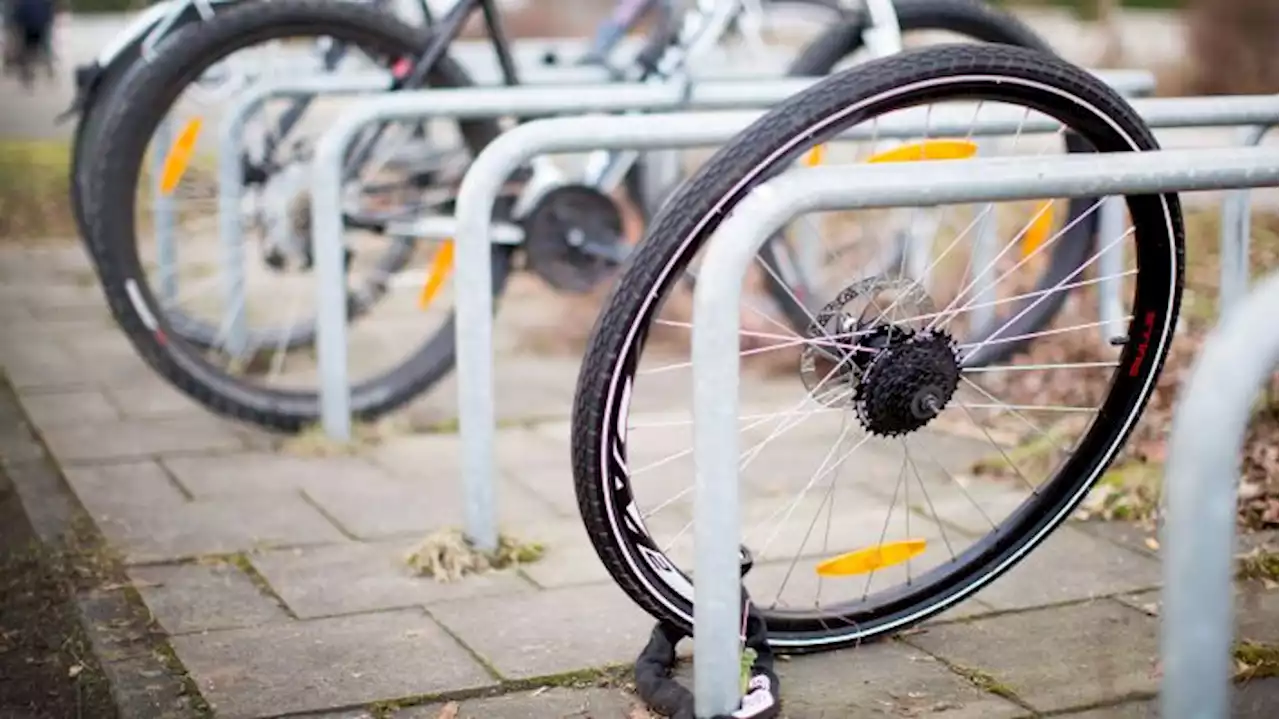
[70,1,249,250]
[73,0,440,356]
[85,0,509,432]
[572,44,1182,651]
[766,0,1100,366]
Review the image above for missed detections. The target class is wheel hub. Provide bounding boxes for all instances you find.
[797,276,960,436]
[855,329,960,437]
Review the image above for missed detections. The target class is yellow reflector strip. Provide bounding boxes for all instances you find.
[866,139,978,164]
[158,118,203,196]
[1020,200,1057,259]
[815,539,928,577]
[803,144,827,167]
[417,240,455,310]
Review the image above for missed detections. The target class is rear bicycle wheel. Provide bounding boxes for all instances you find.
[85,0,509,432]
[572,44,1183,651]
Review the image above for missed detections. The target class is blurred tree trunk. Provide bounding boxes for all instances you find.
[1093,0,1126,67]
[1187,0,1279,95]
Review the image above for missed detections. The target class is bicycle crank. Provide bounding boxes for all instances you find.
[520,184,626,294]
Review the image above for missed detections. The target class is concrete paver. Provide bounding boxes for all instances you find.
[170,609,496,719]
[973,525,1163,611]
[1059,679,1280,718]
[250,540,536,619]
[695,640,1026,719]
[40,414,246,463]
[162,452,403,498]
[102,374,212,418]
[395,688,640,718]
[429,582,655,680]
[302,471,562,540]
[17,388,120,425]
[66,460,349,562]
[1114,585,1279,646]
[906,600,1161,714]
[128,561,290,635]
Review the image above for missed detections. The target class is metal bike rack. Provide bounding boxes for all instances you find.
[689,148,1278,716]
[206,66,1155,343]
[1160,270,1279,719]
[216,74,395,355]
[300,94,1278,556]
[1219,126,1275,313]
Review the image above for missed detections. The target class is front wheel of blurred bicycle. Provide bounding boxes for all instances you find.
[84,0,510,432]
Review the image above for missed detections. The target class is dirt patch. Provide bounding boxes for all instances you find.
[0,477,117,719]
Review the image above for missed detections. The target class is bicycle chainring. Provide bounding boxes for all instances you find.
[520,184,625,294]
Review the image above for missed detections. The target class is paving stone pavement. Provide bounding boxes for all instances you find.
[1,244,1276,718]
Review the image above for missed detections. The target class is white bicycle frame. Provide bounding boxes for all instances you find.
[92,0,224,67]
[547,0,906,212]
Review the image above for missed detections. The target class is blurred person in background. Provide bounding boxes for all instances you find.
[3,0,58,87]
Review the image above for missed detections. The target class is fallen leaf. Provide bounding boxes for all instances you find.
[67,664,83,679]
[627,704,657,719]
[435,701,459,719]
[1144,537,1161,551]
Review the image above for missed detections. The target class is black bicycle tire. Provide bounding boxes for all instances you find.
[85,0,511,432]
[572,44,1183,651]
[71,51,139,249]
[774,0,1101,367]
[69,0,252,249]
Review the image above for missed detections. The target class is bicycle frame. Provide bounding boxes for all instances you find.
[340,0,760,204]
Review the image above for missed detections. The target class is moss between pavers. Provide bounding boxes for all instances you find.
[193,551,300,619]
[1236,547,1280,583]
[892,634,1035,712]
[1234,640,1279,682]
[364,664,633,718]
[948,664,1024,705]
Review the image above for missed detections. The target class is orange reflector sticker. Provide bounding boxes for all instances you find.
[815,539,928,577]
[159,118,203,196]
[866,139,978,164]
[1020,200,1056,258]
[417,240,455,310]
[803,144,827,167]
